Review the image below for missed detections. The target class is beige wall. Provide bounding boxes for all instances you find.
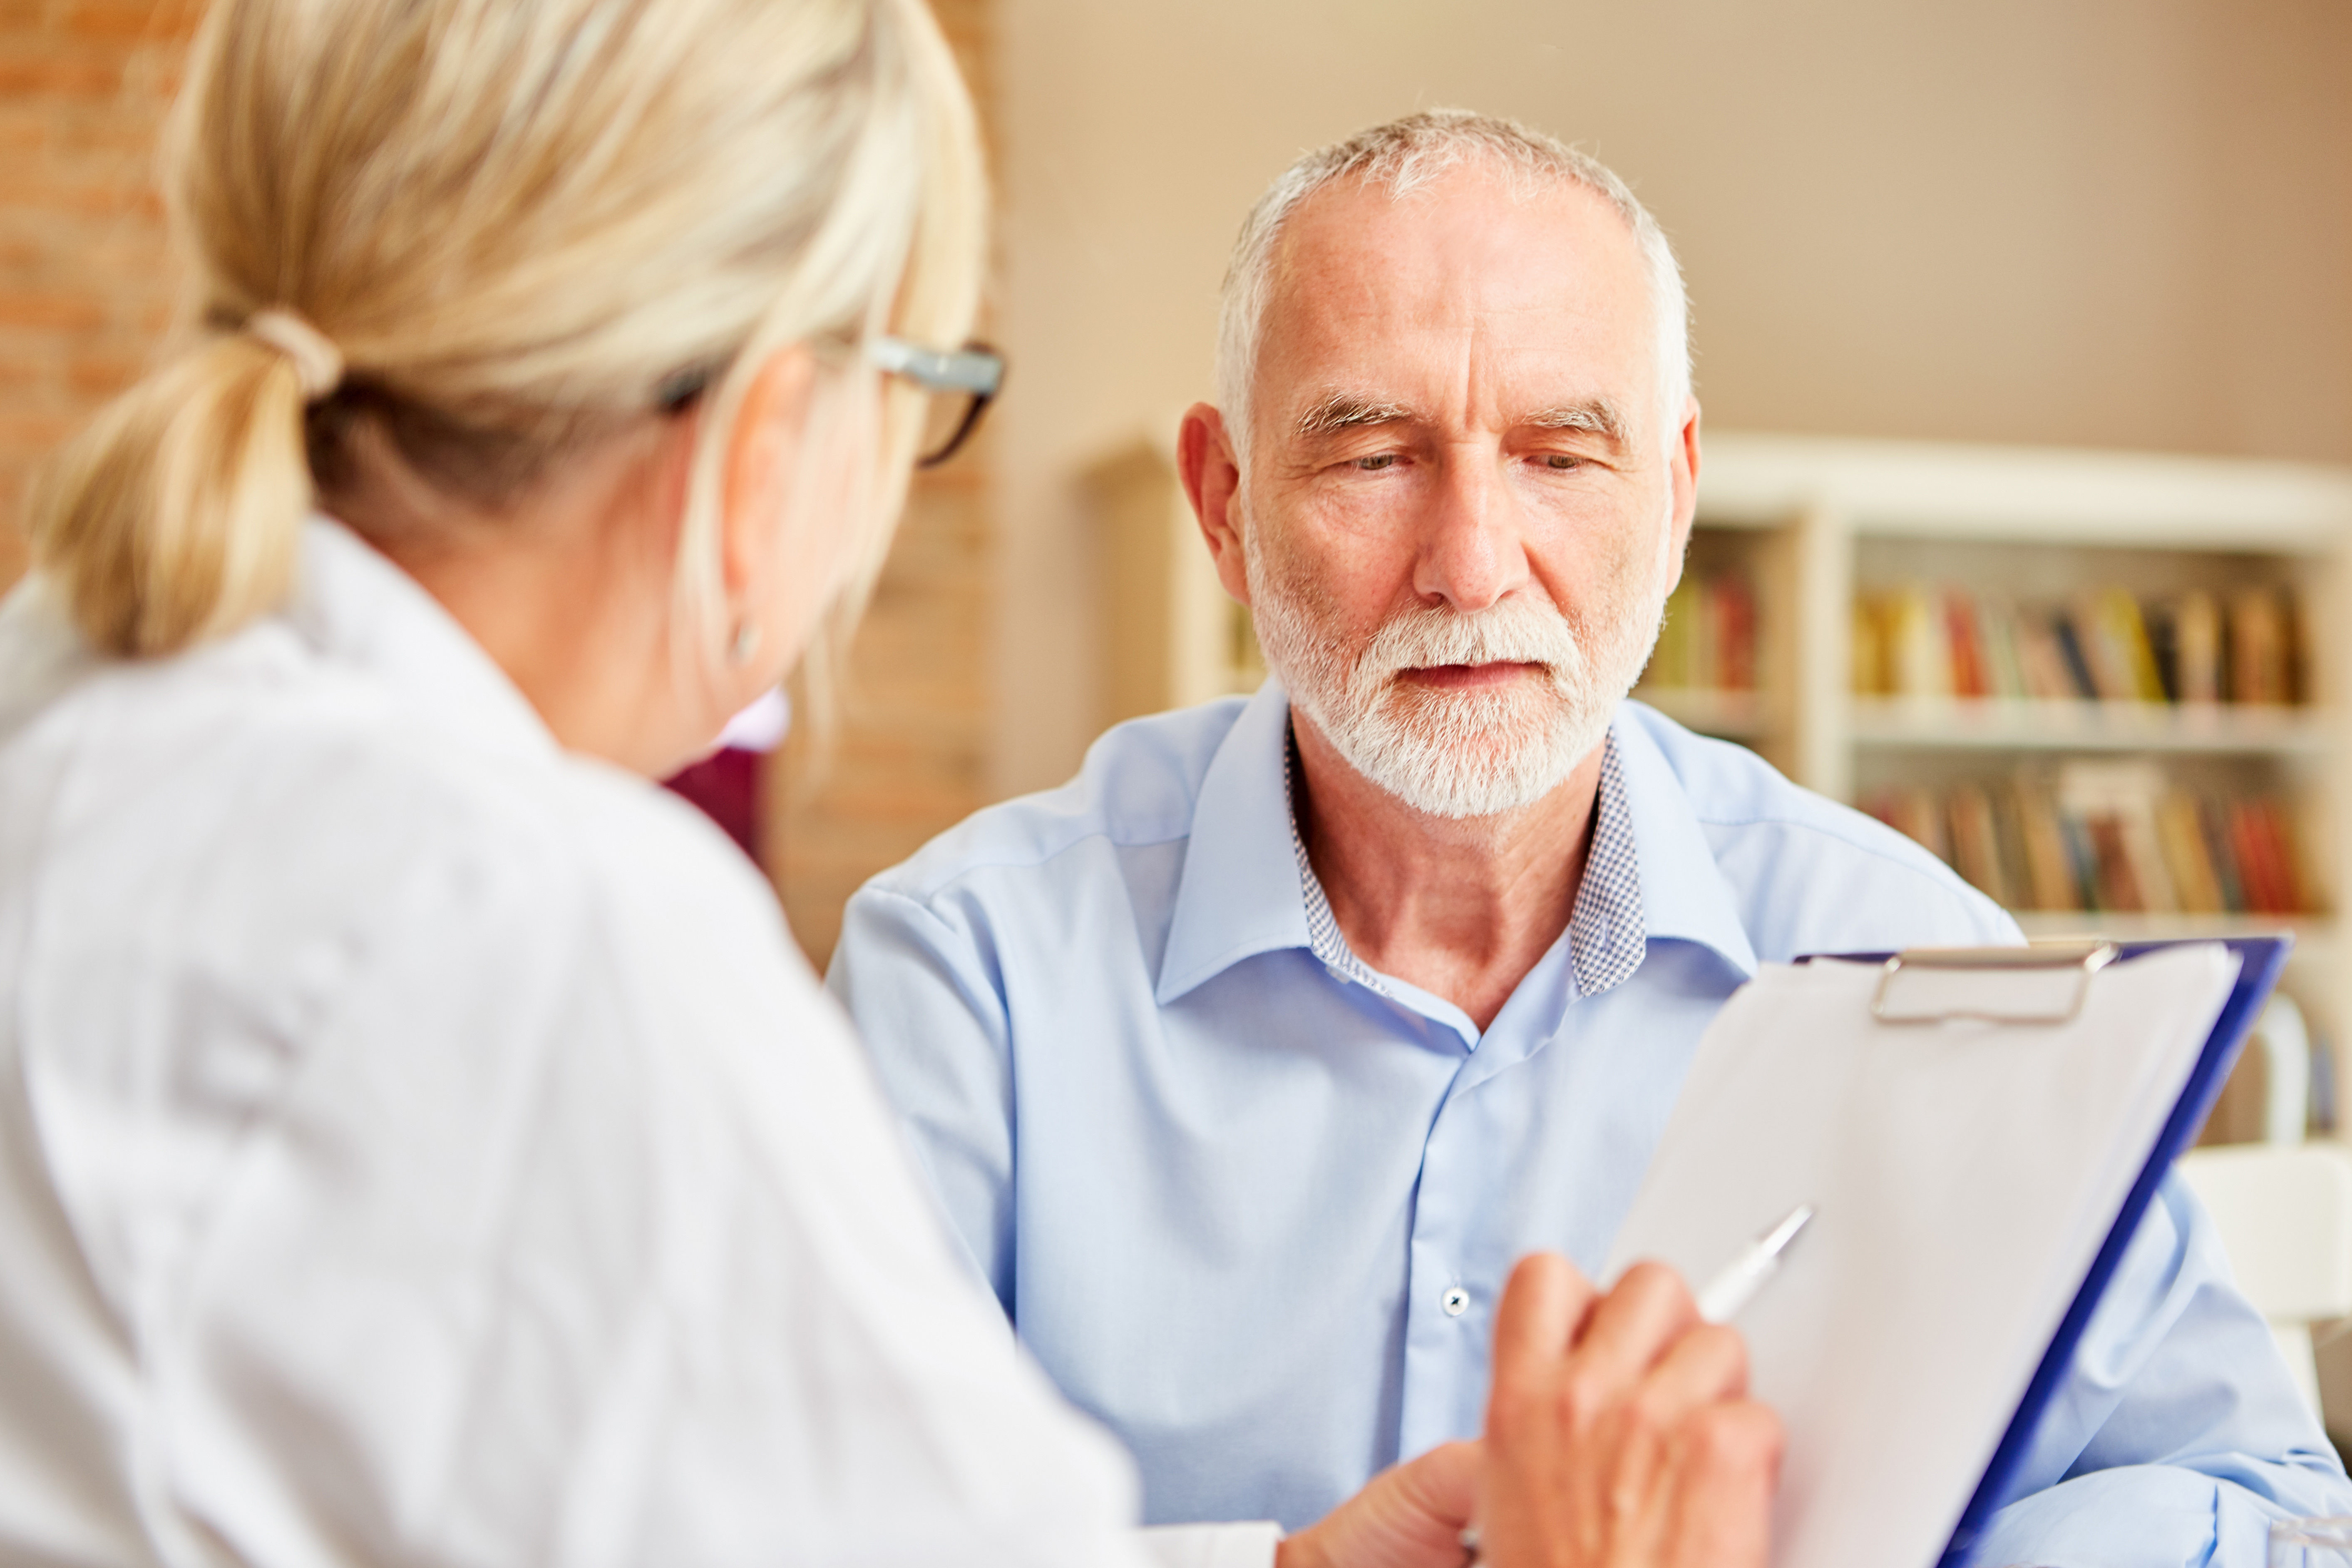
[992,0,2352,794]
[10,0,2346,959]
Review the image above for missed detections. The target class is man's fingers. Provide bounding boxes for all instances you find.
[1392,1438,1480,1528]
[1488,1252,1595,1394]
[1276,1440,1488,1568]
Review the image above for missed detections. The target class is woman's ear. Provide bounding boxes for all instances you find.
[720,344,822,602]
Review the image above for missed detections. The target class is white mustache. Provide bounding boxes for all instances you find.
[1354,599,1587,685]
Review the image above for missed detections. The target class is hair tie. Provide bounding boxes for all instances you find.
[243,307,345,402]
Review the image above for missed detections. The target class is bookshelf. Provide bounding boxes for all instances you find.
[1659,434,2352,1129]
[1081,430,2352,1126]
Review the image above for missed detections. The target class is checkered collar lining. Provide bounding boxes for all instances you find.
[1282,727,1648,1003]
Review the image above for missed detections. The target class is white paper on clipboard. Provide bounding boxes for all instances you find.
[1602,943,2240,1568]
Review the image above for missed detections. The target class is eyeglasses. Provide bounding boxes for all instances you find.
[867,336,1003,467]
[655,336,1005,469]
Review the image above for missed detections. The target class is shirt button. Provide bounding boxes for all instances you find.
[1441,1285,1470,1317]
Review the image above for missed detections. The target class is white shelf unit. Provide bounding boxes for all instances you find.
[1082,430,2352,1125]
[1845,698,2339,757]
[1081,437,1261,731]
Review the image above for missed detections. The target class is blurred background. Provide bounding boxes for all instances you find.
[988,0,2352,788]
[926,0,2352,967]
[13,0,2347,958]
[8,0,2352,1455]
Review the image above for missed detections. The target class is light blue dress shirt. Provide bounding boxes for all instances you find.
[831,682,2352,1563]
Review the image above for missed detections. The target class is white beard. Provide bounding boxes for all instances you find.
[1246,532,1668,821]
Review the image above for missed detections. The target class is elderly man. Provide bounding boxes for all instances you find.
[830,111,2350,1561]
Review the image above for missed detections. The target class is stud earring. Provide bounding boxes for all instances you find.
[728,619,762,666]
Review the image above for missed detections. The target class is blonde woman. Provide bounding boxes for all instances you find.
[0,0,1778,1563]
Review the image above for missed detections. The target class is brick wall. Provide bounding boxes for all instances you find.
[0,0,201,584]
[770,457,992,967]
[769,0,998,968]
[0,0,1001,970]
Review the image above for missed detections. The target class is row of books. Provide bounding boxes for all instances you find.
[1851,584,2302,706]
[1643,569,1757,692]
[1860,763,2318,915]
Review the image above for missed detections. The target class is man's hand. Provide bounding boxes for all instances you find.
[1478,1254,1782,1568]
[1276,1439,1479,1568]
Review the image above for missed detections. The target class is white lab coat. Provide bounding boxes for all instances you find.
[0,518,1238,1567]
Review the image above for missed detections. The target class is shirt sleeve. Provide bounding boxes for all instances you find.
[1968,1171,2352,1566]
[829,879,1021,1317]
[146,810,1148,1568]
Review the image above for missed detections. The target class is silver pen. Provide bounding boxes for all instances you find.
[1696,1202,1816,1323]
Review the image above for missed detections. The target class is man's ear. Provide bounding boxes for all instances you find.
[1665,395,1703,586]
[720,345,821,601]
[1178,402,1251,605]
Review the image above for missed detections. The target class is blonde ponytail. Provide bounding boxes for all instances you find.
[23,0,985,666]
[29,328,319,657]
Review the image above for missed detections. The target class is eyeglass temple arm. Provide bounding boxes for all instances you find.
[867,336,1003,396]
[916,397,993,470]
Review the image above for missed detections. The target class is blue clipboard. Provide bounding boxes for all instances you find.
[1811,936,2290,1568]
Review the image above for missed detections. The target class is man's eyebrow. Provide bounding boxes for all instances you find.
[1295,393,1417,439]
[1520,398,1630,445]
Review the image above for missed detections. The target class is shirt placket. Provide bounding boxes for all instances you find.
[1285,728,1649,1458]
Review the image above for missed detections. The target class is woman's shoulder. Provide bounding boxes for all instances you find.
[282,684,813,1024]
[3,598,817,1055]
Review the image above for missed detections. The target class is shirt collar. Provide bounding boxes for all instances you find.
[284,515,559,763]
[1561,734,1648,995]
[1156,680,1313,1005]
[1283,730,1649,1002]
[1608,710,1759,979]
[1157,684,1758,1006]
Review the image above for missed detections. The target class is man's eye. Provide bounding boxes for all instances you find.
[1354,453,1398,472]
[1542,453,1583,470]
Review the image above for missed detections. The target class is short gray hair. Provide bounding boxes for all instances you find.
[1214,109,1689,467]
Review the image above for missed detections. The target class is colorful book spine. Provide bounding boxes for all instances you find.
[1860,771,2320,919]
[2228,588,2294,706]
[1852,582,2307,710]
[1644,570,1758,693]
[2170,591,2223,703]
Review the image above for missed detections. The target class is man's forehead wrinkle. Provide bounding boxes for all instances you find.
[1281,169,1647,305]
[1278,189,1633,335]
[1461,308,1507,439]
[1258,172,1660,450]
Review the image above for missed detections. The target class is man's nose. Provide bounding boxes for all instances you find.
[1411,450,1531,613]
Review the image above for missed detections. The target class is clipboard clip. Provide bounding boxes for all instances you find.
[1872,940,2120,1026]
